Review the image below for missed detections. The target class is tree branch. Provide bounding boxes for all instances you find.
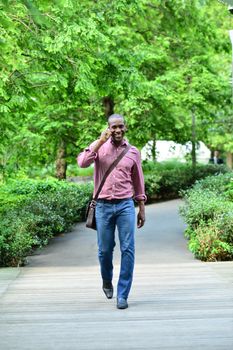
[10,15,34,33]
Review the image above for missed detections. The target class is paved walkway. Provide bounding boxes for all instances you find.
[0,199,233,349]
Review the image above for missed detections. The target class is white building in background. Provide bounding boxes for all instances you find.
[141,141,211,164]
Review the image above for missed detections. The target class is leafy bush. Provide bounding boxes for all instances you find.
[142,160,230,200]
[180,172,233,261]
[180,189,227,227]
[192,172,233,195]
[0,213,37,267]
[188,220,233,262]
[2,178,76,195]
[0,178,72,213]
[144,174,161,200]
[225,178,233,200]
[0,179,93,267]
[0,192,28,214]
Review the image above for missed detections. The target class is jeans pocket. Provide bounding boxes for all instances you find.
[96,202,104,209]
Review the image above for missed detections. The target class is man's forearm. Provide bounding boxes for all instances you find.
[91,139,105,153]
[77,140,103,168]
[138,200,145,212]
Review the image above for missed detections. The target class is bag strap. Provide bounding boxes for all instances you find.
[93,144,131,200]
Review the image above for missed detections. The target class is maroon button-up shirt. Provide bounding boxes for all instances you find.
[77,138,146,201]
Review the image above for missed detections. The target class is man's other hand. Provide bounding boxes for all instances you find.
[137,210,145,228]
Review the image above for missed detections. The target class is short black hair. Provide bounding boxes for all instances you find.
[108,114,125,124]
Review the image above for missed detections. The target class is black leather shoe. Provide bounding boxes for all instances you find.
[102,282,113,299]
[117,297,128,309]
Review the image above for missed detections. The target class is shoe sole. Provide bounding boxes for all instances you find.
[117,305,128,309]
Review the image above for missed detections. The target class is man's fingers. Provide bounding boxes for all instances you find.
[100,129,111,143]
[137,216,145,228]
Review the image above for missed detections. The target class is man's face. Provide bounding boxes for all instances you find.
[108,118,126,143]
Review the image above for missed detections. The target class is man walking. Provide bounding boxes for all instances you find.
[77,114,146,309]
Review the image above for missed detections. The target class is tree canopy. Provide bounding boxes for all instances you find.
[0,0,232,178]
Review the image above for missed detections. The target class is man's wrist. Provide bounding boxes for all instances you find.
[138,200,145,210]
[98,139,105,146]
[92,139,104,153]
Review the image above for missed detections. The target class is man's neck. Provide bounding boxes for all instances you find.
[113,141,122,147]
[111,138,125,147]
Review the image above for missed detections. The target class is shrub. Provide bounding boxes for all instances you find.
[192,172,233,195]
[188,220,233,262]
[0,213,37,267]
[180,188,227,228]
[180,172,233,261]
[0,192,28,214]
[0,179,93,267]
[225,178,233,201]
[142,160,230,200]
[144,174,161,200]
[158,167,193,197]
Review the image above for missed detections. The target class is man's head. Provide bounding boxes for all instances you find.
[108,114,126,144]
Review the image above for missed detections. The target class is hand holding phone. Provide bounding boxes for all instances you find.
[99,128,112,145]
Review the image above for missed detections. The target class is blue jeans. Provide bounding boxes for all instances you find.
[95,198,135,300]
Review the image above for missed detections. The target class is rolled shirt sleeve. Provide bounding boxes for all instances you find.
[132,151,147,202]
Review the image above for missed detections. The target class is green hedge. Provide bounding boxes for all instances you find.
[143,161,230,201]
[180,173,233,261]
[0,179,93,267]
[1,162,231,267]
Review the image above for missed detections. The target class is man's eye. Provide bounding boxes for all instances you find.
[111,125,124,129]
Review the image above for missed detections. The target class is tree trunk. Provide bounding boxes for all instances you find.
[151,134,156,162]
[103,96,114,119]
[56,140,67,180]
[226,152,233,169]
[191,110,196,170]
